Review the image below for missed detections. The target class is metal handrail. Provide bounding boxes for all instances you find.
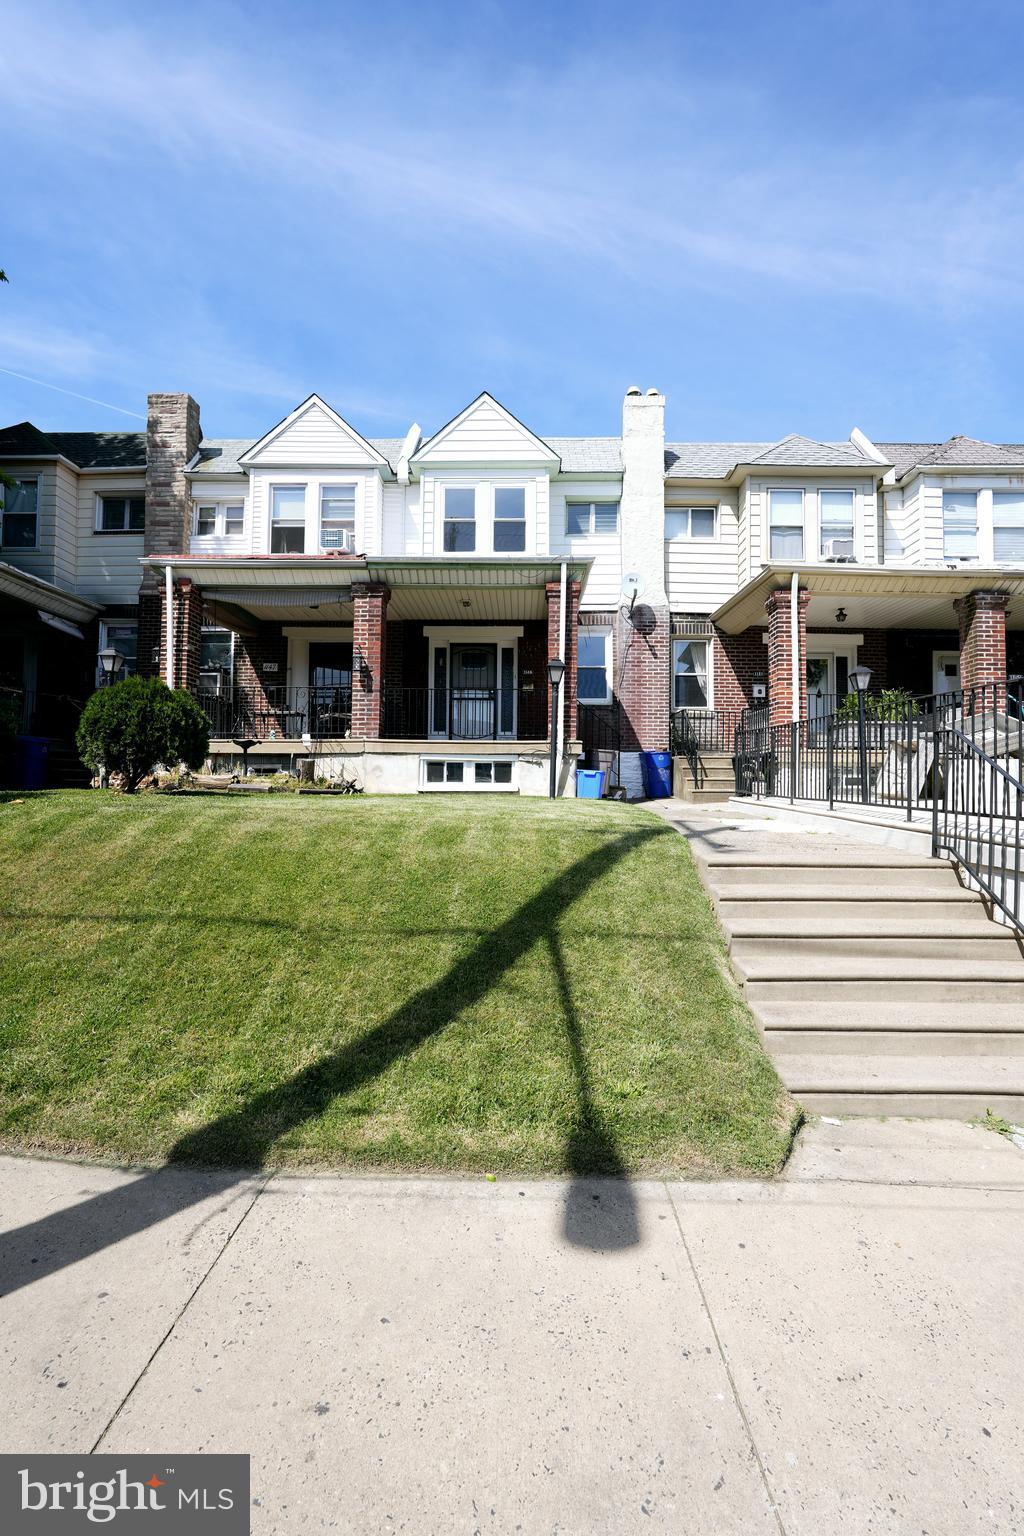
[933,725,1024,934]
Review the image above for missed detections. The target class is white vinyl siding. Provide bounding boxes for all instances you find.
[413,396,556,465]
[549,480,623,608]
[665,490,739,611]
[243,400,384,467]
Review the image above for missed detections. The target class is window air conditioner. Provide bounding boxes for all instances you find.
[822,538,855,562]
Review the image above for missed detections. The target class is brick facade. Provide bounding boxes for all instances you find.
[955,589,1009,697]
[765,585,810,727]
[351,583,390,737]
[613,603,671,750]
[711,628,766,712]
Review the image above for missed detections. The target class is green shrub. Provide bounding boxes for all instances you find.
[835,687,918,723]
[76,677,210,792]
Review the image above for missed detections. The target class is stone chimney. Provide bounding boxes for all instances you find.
[144,392,202,558]
[137,393,202,678]
[620,386,667,607]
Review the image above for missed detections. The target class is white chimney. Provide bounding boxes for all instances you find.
[620,386,667,607]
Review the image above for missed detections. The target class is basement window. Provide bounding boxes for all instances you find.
[420,757,516,791]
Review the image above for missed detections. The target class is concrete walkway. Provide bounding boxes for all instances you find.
[2,1120,1023,1533]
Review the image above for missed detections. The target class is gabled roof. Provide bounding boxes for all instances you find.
[664,436,879,480]
[0,421,146,467]
[238,394,390,468]
[747,433,876,468]
[874,436,1024,477]
[411,392,560,465]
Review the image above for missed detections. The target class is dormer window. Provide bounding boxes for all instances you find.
[443,488,476,552]
[943,491,978,561]
[768,489,803,560]
[819,491,855,560]
[993,493,1024,561]
[320,485,356,552]
[271,486,306,554]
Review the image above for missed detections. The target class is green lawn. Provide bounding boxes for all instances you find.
[0,791,796,1176]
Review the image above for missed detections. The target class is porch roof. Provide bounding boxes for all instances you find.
[711,563,1024,634]
[0,560,101,627]
[144,555,592,625]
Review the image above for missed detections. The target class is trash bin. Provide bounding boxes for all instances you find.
[14,736,49,791]
[576,768,606,799]
[640,750,672,799]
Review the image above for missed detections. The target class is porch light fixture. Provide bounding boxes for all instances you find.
[849,665,872,693]
[546,656,566,799]
[834,607,847,624]
[98,646,125,683]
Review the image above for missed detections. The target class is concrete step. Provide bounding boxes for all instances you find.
[721,911,1001,940]
[717,897,985,923]
[777,1052,1024,1118]
[734,945,1023,984]
[755,1000,1024,1033]
[706,862,957,891]
[767,1030,1024,1056]
[708,882,977,905]
[679,787,734,802]
[747,978,1024,1004]
[705,852,941,869]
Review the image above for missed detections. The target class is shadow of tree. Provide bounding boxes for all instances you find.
[1,823,661,1298]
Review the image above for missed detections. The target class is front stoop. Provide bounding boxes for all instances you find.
[699,850,1024,1118]
[673,751,735,804]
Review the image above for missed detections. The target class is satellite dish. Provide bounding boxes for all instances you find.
[621,571,646,602]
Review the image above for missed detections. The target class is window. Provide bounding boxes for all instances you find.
[1,477,39,548]
[97,495,145,533]
[493,487,526,552]
[665,507,716,540]
[421,757,515,790]
[443,487,476,552]
[819,490,855,560]
[577,627,611,705]
[566,501,619,536]
[769,489,803,560]
[943,490,978,561]
[672,639,710,710]
[319,484,356,552]
[193,502,244,539]
[97,621,137,684]
[198,628,234,693]
[271,486,306,554]
[993,493,1024,562]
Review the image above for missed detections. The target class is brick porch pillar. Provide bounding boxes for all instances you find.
[765,585,809,728]
[351,583,390,737]
[955,590,1008,703]
[157,578,204,690]
[546,578,581,744]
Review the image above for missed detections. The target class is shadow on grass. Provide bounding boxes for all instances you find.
[0,824,662,1297]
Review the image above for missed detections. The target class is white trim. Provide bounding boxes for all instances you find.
[664,505,719,543]
[239,394,389,467]
[192,497,246,540]
[577,623,613,707]
[412,392,559,465]
[672,635,713,712]
[766,486,806,563]
[932,650,961,695]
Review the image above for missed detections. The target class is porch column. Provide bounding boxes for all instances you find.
[955,590,1008,702]
[546,578,581,745]
[764,584,809,729]
[157,577,204,690]
[351,582,390,738]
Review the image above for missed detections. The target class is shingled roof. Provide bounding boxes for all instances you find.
[874,436,1024,477]
[0,421,146,468]
[665,435,881,479]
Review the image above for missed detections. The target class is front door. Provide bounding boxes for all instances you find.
[308,642,352,735]
[450,644,497,738]
[806,655,832,723]
[933,652,960,695]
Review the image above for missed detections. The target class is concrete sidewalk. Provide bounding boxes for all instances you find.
[2,1120,1023,1534]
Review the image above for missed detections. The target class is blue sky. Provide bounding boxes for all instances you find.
[3,0,1024,445]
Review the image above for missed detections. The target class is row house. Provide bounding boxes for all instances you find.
[1,389,1023,794]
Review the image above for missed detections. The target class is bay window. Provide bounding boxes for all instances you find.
[271,486,306,554]
[672,639,711,710]
[493,487,526,552]
[819,490,855,560]
[993,492,1024,562]
[943,490,978,561]
[769,489,803,560]
[443,487,476,552]
[1,477,39,548]
[577,627,612,705]
[320,485,356,551]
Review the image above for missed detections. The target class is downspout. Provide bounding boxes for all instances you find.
[165,563,175,689]
[558,559,567,785]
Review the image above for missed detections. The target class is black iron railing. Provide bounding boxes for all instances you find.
[735,678,1024,820]
[380,686,547,741]
[933,725,1024,932]
[195,685,352,741]
[670,708,752,787]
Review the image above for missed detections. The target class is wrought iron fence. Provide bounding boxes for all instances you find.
[194,685,352,741]
[933,724,1024,931]
[380,686,547,741]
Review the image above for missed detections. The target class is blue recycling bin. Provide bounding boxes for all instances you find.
[14,736,49,791]
[640,750,672,799]
[576,768,606,799]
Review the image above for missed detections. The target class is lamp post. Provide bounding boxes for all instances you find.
[546,656,565,800]
[97,647,125,686]
[849,664,872,804]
